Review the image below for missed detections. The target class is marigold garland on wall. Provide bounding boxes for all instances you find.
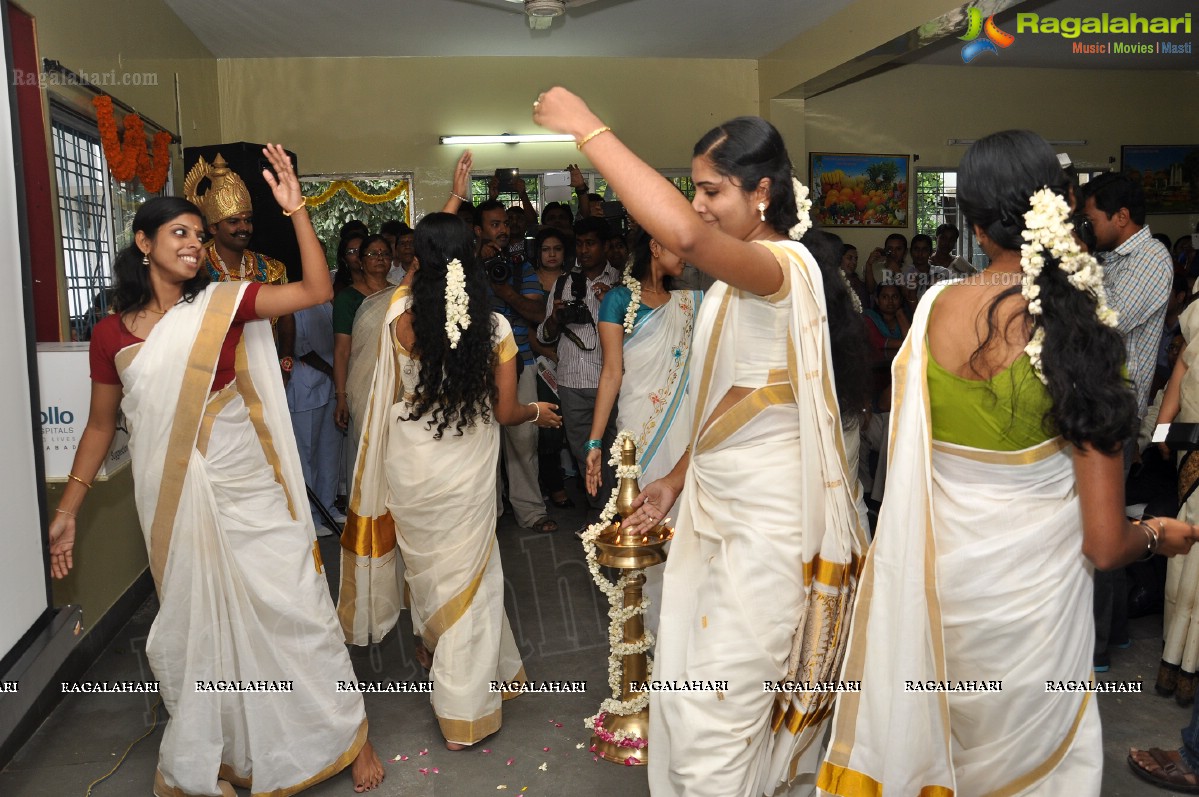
[304,180,411,207]
[92,95,172,193]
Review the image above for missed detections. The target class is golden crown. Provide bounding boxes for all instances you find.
[183,154,252,224]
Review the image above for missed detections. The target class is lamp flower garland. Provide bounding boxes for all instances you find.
[1019,187,1118,384]
[581,430,654,748]
[444,258,471,349]
[92,96,172,193]
[621,265,641,334]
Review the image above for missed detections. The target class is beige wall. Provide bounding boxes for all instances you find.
[19,0,221,165]
[215,57,759,217]
[805,63,1199,254]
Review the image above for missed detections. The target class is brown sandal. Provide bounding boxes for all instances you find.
[1128,748,1199,793]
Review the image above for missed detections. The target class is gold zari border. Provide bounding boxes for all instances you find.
[234,341,297,520]
[341,510,397,558]
[421,543,493,651]
[252,718,368,797]
[931,436,1067,466]
[817,761,954,797]
[438,708,501,746]
[148,284,241,594]
[695,382,795,455]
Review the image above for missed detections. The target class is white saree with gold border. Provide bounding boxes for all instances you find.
[118,282,367,797]
[337,289,525,744]
[648,240,866,797]
[618,288,701,634]
[818,282,1101,797]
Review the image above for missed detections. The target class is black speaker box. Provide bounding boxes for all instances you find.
[183,142,300,281]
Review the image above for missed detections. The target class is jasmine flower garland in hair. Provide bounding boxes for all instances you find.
[788,176,813,241]
[1019,187,1118,384]
[622,264,641,335]
[444,258,470,349]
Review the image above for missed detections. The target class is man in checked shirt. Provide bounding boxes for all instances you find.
[1082,171,1173,673]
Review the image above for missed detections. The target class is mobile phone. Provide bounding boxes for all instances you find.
[495,168,519,191]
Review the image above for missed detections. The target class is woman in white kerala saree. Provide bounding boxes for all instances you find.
[534,90,872,797]
[49,145,386,796]
[585,230,700,633]
[336,209,562,750]
[818,130,1197,797]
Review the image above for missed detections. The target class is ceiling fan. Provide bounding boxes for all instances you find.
[456,0,635,30]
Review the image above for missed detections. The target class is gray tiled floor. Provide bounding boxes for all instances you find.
[0,484,1187,795]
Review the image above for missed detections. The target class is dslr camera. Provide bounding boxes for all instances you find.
[483,253,511,284]
[558,269,594,326]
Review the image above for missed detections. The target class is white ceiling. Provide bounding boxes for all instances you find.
[162,0,857,59]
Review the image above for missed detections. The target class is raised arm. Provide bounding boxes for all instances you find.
[441,151,473,214]
[48,381,123,578]
[252,143,334,319]
[534,88,782,296]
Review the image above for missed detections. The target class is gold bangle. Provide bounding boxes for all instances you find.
[68,473,92,490]
[56,507,76,517]
[576,126,612,150]
[282,200,307,217]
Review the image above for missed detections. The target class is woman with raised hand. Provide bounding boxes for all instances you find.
[820,130,1197,796]
[534,88,869,796]
[337,212,561,751]
[48,144,385,795]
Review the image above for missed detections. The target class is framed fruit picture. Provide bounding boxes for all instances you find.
[809,153,910,227]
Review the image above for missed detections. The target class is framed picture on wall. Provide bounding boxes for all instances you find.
[809,152,909,227]
[1121,145,1199,214]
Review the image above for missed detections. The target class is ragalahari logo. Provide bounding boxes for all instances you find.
[960,8,1015,62]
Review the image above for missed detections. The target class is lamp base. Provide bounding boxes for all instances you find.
[591,709,650,765]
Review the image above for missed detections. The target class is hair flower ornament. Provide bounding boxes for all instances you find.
[444,258,471,349]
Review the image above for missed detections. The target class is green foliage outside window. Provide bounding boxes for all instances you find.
[302,178,410,267]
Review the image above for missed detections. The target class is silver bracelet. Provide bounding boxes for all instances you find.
[1136,519,1160,561]
[527,402,540,425]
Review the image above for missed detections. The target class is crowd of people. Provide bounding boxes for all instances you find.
[39,83,1199,796]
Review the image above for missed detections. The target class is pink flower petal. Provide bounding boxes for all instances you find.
[418,748,429,756]
[432,767,440,774]
[506,757,515,766]
[419,767,429,775]
[542,746,550,752]
[482,749,491,754]
[555,723,563,728]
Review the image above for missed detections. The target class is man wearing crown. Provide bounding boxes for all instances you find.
[186,154,297,381]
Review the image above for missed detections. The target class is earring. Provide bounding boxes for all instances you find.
[758,202,767,222]
[142,253,149,266]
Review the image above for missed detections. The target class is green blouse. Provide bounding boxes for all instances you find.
[927,343,1055,452]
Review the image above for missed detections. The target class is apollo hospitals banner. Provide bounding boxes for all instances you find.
[0,23,50,666]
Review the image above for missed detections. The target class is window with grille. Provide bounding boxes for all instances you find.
[914,169,988,269]
[50,105,167,340]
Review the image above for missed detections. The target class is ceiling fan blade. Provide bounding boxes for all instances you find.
[566,0,638,17]
[447,0,525,16]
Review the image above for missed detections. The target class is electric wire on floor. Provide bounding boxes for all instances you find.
[83,696,162,796]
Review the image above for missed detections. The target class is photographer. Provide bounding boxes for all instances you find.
[476,200,557,534]
[537,217,622,512]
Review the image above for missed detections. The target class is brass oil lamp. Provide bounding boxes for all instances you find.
[590,436,673,765]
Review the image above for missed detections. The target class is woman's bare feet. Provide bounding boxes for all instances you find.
[350,740,384,793]
[445,740,467,751]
